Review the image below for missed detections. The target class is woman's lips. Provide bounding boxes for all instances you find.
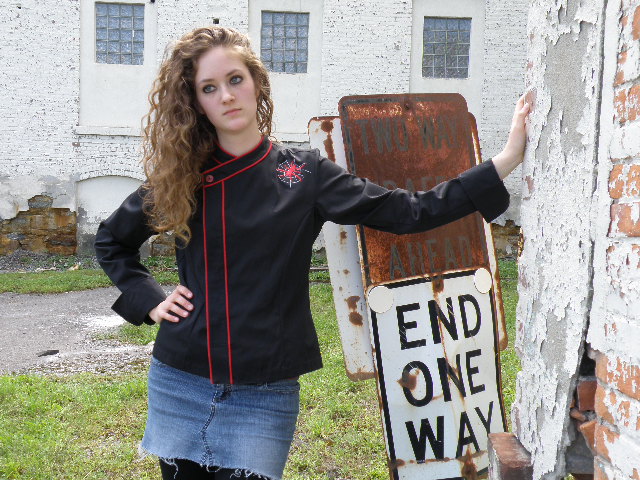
[224,108,241,116]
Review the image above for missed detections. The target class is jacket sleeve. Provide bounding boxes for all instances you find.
[314,155,509,234]
[94,185,167,326]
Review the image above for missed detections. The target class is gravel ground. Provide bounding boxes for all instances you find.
[0,250,101,273]
[0,260,164,376]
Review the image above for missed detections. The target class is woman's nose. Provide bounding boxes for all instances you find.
[221,87,235,103]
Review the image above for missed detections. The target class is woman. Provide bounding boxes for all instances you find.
[95,26,529,480]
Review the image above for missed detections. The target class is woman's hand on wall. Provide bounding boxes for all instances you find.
[148,285,194,324]
[492,93,531,180]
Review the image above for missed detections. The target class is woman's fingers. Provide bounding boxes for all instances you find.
[149,285,195,324]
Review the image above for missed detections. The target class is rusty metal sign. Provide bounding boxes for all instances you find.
[308,116,375,381]
[339,94,489,285]
[338,93,506,351]
[367,270,506,479]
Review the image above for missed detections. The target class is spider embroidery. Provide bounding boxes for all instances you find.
[276,159,310,187]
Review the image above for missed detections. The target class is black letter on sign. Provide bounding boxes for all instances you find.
[429,297,458,344]
[459,294,481,338]
[466,349,485,395]
[475,401,494,434]
[401,361,433,407]
[456,412,480,458]
[437,354,466,402]
[397,303,426,350]
[405,416,445,463]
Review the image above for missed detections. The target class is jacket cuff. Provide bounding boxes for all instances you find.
[458,159,510,222]
[111,277,166,326]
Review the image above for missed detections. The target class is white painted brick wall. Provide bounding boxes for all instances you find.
[319,0,412,115]
[480,0,528,224]
[0,0,528,236]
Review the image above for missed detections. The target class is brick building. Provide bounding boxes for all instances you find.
[0,0,527,255]
[489,0,640,479]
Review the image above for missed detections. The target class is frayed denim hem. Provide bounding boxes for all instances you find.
[138,444,276,480]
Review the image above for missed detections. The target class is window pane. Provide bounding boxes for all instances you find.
[96,4,108,16]
[96,28,108,40]
[134,17,144,29]
[133,5,144,17]
[285,13,297,25]
[120,29,132,41]
[120,17,132,29]
[121,54,132,64]
[108,29,119,41]
[132,54,143,65]
[96,40,107,52]
[133,30,144,41]
[120,5,132,16]
[423,16,471,79]
[133,42,144,54]
[97,53,107,63]
[107,53,120,64]
[108,4,119,16]
[108,42,119,53]
[261,11,309,74]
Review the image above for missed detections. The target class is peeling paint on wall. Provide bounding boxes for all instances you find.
[513,0,606,478]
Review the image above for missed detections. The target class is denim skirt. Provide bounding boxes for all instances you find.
[140,357,300,480]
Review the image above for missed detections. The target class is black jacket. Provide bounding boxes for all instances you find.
[95,136,509,384]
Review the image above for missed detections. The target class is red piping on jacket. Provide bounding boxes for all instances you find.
[201,139,272,384]
[202,185,214,383]
[204,143,273,189]
[221,182,234,384]
[203,137,266,175]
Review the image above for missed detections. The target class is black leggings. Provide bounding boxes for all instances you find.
[159,458,255,479]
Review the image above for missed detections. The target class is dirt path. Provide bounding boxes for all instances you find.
[0,287,159,375]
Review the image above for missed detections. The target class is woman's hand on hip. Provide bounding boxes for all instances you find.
[492,93,532,180]
[148,285,194,324]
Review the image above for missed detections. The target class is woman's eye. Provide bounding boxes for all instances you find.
[203,85,215,93]
[230,75,243,85]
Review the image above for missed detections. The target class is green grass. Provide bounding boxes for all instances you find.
[497,259,520,426]
[1,260,520,479]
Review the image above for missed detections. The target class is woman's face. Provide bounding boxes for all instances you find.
[194,46,260,140]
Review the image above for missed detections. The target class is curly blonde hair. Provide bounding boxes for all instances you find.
[141,26,274,244]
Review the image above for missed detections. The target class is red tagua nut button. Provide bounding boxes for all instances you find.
[205,175,214,183]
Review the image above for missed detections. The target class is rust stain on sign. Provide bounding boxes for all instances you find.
[321,119,336,162]
[345,295,364,326]
[339,94,490,286]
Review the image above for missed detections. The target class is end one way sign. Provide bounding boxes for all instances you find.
[367,270,506,479]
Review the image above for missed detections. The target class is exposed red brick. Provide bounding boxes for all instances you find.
[609,165,640,199]
[596,354,640,400]
[615,51,627,86]
[487,433,533,480]
[594,423,619,463]
[577,379,598,411]
[614,84,640,124]
[579,420,597,454]
[610,203,640,237]
[633,5,640,41]
[594,461,608,480]
[570,407,587,422]
[594,385,616,426]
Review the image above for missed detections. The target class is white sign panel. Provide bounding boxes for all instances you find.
[309,116,375,381]
[368,270,506,479]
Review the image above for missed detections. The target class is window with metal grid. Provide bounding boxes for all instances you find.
[95,3,144,65]
[260,11,309,74]
[422,17,471,79]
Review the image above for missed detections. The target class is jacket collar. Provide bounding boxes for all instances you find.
[202,137,272,187]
